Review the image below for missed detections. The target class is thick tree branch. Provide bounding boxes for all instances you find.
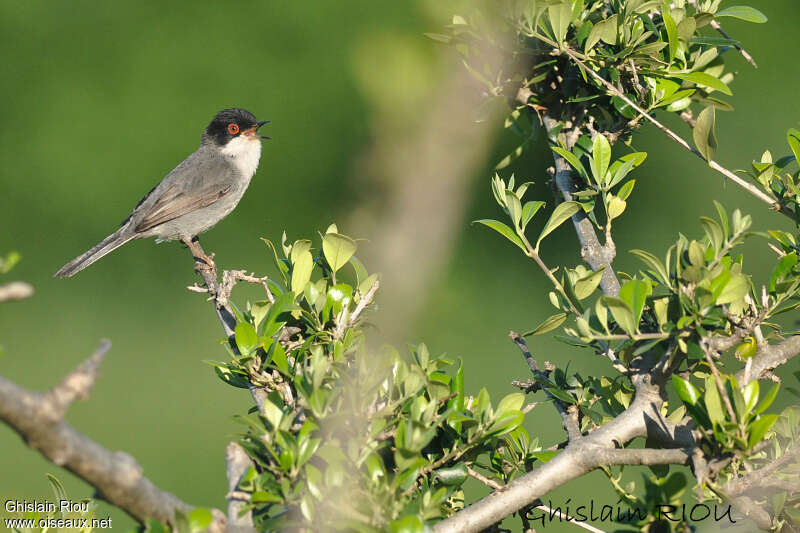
[542,116,621,297]
[736,335,800,385]
[225,442,256,533]
[510,331,582,441]
[0,341,223,529]
[436,365,670,532]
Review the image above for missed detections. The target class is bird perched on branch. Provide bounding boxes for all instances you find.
[55,108,269,278]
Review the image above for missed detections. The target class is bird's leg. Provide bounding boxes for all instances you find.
[183,237,217,273]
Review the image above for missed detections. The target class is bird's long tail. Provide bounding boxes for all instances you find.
[54,229,136,278]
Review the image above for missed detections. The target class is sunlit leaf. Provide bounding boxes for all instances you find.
[672,375,701,406]
[715,6,767,23]
[693,106,718,163]
[523,312,568,336]
[322,233,357,273]
[536,201,581,252]
[601,296,637,336]
[474,219,526,252]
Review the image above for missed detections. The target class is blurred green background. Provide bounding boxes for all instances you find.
[0,1,797,531]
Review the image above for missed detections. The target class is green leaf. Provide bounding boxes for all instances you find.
[531,450,557,463]
[497,392,525,414]
[262,290,296,338]
[716,273,748,305]
[693,105,718,163]
[769,252,798,293]
[704,376,725,427]
[663,10,678,61]
[474,219,526,252]
[585,14,617,52]
[488,409,524,436]
[743,380,760,414]
[591,134,611,186]
[521,201,546,230]
[505,190,523,228]
[390,515,424,533]
[617,179,636,201]
[619,279,652,328]
[46,473,67,502]
[322,233,357,273]
[271,341,289,374]
[602,296,637,336]
[433,464,468,486]
[630,249,670,286]
[188,508,213,532]
[546,386,576,404]
[606,195,626,220]
[755,383,780,415]
[748,414,778,448]
[551,146,588,180]
[523,312,567,336]
[291,250,314,296]
[672,72,732,96]
[548,0,574,43]
[235,322,258,355]
[672,375,701,406]
[536,201,581,252]
[715,6,767,23]
[574,268,604,300]
[787,129,800,166]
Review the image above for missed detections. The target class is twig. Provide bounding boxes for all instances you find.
[510,332,582,441]
[562,50,792,218]
[333,280,379,340]
[0,341,224,530]
[467,466,504,491]
[686,0,758,68]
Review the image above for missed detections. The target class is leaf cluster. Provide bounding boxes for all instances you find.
[209,228,546,532]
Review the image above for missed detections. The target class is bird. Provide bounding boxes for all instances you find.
[55,108,269,278]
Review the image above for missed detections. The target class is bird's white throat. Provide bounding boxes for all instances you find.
[220,136,262,179]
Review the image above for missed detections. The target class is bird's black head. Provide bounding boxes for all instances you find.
[203,108,269,146]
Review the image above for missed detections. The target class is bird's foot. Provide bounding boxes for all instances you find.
[183,238,217,274]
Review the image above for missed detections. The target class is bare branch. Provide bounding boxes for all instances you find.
[0,341,223,529]
[183,237,237,340]
[592,447,691,466]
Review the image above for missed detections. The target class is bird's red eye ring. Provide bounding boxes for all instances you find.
[227,123,240,135]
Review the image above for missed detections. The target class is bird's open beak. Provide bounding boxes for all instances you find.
[243,120,271,140]
[257,120,270,140]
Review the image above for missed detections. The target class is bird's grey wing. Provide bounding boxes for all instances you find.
[133,152,236,233]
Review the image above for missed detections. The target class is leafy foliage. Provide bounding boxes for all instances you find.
[212,229,543,531]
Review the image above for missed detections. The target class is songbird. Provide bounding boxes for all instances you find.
[55,108,269,278]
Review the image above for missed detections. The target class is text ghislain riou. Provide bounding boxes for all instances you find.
[5,499,90,514]
[526,499,736,526]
